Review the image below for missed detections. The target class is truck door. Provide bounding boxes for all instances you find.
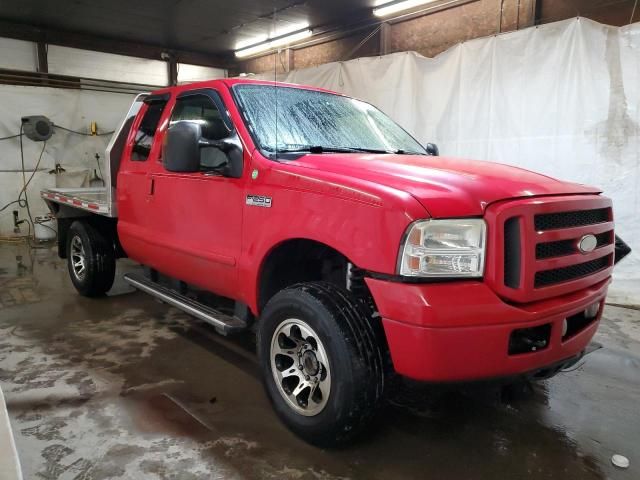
[117,93,171,266]
[144,89,244,299]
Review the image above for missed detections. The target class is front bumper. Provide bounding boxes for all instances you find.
[365,276,609,382]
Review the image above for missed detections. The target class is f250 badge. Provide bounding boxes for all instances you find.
[246,195,272,208]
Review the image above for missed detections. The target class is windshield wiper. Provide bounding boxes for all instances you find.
[391,149,427,155]
[276,145,396,154]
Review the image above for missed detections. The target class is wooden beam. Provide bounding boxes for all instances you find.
[36,41,48,73]
[380,22,391,55]
[168,56,178,86]
[534,0,542,25]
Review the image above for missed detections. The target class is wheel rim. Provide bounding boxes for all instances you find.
[270,318,331,416]
[70,235,87,281]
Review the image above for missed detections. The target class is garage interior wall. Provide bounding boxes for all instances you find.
[0,86,137,235]
[46,45,169,86]
[0,37,37,71]
[43,46,226,86]
[0,16,636,302]
[0,40,226,237]
[177,63,227,84]
[235,0,638,76]
[256,18,639,303]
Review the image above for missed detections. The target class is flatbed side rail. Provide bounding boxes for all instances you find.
[41,188,110,216]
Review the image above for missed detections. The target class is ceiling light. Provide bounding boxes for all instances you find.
[235,35,268,51]
[235,26,312,58]
[235,21,308,50]
[373,0,438,17]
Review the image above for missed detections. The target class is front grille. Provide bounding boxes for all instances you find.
[534,255,611,288]
[595,231,612,247]
[536,239,574,259]
[534,208,609,231]
[504,217,521,288]
[535,231,613,259]
[491,196,614,303]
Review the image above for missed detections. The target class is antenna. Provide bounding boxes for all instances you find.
[273,4,278,159]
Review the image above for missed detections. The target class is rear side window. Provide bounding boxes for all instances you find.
[131,101,166,161]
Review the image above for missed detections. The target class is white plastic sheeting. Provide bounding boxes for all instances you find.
[0,86,136,234]
[259,18,639,301]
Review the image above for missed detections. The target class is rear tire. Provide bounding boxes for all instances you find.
[257,281,384,447]
[66,221,116,297]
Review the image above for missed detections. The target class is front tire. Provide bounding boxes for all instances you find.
[66,221,116,297]
[258,282,384,447]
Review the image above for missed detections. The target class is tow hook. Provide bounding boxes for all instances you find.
[522,337,547,351]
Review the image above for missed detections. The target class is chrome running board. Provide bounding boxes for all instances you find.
[123,273,247,335]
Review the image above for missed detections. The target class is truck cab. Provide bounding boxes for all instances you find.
[43,78,619,446]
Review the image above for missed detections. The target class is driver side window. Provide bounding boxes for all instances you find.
[169,94,230,169]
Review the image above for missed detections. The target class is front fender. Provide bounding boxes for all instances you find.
[236,164,428,313]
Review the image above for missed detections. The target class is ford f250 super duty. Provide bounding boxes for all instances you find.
[42,78,627,446]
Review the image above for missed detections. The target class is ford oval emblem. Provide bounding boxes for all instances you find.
[578,234,597,254]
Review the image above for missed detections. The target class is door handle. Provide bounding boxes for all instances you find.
[147,177,155,195]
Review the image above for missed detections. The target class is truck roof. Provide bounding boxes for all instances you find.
[148,77,341,97]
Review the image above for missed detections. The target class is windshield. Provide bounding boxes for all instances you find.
[233,84,426,156]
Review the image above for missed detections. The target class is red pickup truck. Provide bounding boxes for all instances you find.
[42,78,618,446]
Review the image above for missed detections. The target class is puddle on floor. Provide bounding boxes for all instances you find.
[123,392,212,438]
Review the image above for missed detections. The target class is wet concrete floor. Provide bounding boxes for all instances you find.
[0,242,638,479]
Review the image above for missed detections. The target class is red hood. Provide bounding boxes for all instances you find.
[288,154,600,217]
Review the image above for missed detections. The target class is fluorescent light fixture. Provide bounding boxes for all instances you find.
[235,21,308,50]
[235,35,268,51]
[373,0,438,17]
[235,24,312,58]
[272,22,310,39]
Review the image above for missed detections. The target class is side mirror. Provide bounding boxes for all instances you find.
[202,136,244,179]
[425,143,439,156]
[164,121,243,178]
[164,121,201,172]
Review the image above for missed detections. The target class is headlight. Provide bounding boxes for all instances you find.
[398,219,486,277]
